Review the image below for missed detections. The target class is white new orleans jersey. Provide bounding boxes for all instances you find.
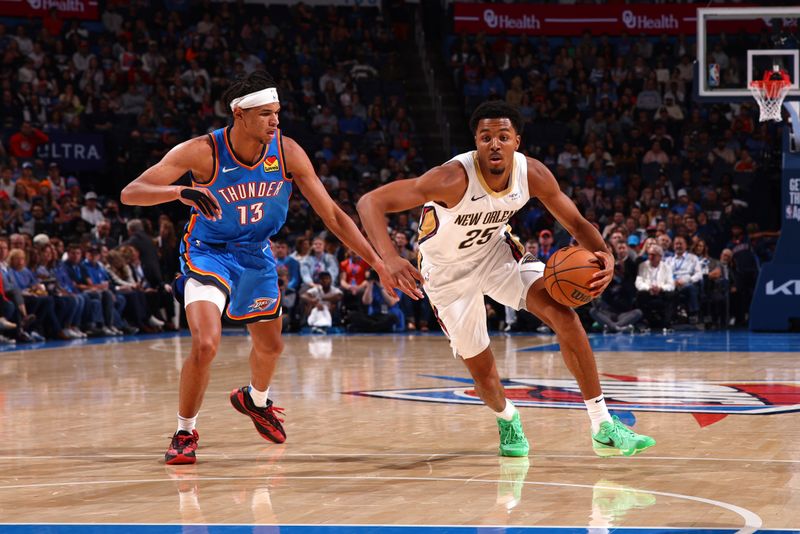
[417,150,530,267]
[416,150,544,359]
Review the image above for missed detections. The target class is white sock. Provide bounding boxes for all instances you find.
[249,383,269,408]
[494,399,516,421]
[584,395,613,434]
[177,413,197,433]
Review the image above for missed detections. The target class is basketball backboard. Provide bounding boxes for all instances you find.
[696,6,800,100]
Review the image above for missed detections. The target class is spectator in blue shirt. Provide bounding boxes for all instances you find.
[34,243,85,339]
[596,162,622,193]
[64,244,117,336]
[272,239,300,291]
[7,248,66,340]
[338,105,366,136]
[83,246,128,332]
[481,65,505,98]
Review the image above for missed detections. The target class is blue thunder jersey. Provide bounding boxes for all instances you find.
[186,126,292,244]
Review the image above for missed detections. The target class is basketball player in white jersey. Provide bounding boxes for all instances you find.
[358,101,655,457]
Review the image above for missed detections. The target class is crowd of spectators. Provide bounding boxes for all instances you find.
[0,2,785,341]
[0,1,434,340]
[447,29,782,330]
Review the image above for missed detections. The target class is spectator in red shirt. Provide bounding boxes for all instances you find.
[339,249,369,287]
[43,8,64,38]
[8,121,49,159]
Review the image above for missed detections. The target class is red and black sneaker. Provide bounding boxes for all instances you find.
[229,386,286,443]
[165,429,199,465]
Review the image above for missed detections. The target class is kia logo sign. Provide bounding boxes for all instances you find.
[483,9,498,29]
[766,280,800,295]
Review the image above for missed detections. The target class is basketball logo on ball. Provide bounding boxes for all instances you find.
[543,246,601,307]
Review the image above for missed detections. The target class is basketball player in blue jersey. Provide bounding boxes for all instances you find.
[358,101,655,458]
[121,71,420,464]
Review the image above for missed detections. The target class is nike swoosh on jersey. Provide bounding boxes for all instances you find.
[222,166,239,173]
[471,194,487,201]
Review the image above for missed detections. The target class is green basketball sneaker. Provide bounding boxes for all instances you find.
[497,411,529,457]
[592,416,655,457]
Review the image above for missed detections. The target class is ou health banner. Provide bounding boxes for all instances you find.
[36,132,105,172]
[0,0,99,20]
[453,4,751,36]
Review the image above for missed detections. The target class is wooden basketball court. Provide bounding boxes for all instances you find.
[0,331,798,533]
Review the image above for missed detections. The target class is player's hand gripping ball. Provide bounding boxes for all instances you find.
[543,246,602,307]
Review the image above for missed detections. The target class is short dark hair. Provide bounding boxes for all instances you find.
[469,101,523,135]
[222,70,278,113]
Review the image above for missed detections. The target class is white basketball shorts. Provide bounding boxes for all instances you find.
[421,237,544,359]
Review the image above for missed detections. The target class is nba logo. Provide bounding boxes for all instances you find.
[708,63,720,87]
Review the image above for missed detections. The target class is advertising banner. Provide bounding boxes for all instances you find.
[453,4,754,36]
[0,0,99,20]
[36,132,105,172]
[750,121,800,331]
[210,0,380,7]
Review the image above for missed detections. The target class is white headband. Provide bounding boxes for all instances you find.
[229,87,279,111]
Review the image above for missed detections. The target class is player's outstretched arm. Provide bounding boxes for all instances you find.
[357,162,465,288]
[527,157,614,297]
[282,135,422,300]
[120,137,222,220]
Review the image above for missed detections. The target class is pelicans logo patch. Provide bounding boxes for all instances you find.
[263,156,279,173]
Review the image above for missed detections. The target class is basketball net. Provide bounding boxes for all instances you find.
[749,67,791,122]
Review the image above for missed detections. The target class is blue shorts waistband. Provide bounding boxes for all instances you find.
[195,240,270,251]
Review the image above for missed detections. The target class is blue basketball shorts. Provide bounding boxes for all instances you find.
[178,238,281,324]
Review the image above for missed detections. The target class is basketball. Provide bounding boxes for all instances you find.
[543,246,601,308]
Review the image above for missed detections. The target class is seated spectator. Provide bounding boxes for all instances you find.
[300,271,342,331]
[119,245,166,330]
[34,243,86,339]
[339,248,369,299]
[106,249,150,332]
[9,121,49,159]
[80,192,104,226]
[63,244,116,336]
[83,246,131,333]
[642,141,669,166]
[7,248,69,340]
[300,236,339,288]
[276,265,298,331]
[665,235,703,323]
[656,233,673,258]
[692,239,728,326]
[538,229,556,261]
[590,239,642,333]
[635,244,675,329]
[16,162,40,198]
[347,269,401,333]
[0,270,19,344]
[273,240,301,292]
[125,219,172,328]
[733,149,756,173]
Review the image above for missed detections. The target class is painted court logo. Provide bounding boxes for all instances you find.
[248,297,277,311]
[263,156,279,173]
[352,375,800,426]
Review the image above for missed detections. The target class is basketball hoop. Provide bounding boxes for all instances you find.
[749,70,791,122]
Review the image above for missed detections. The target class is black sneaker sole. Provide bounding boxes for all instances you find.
[229,389,286,444]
